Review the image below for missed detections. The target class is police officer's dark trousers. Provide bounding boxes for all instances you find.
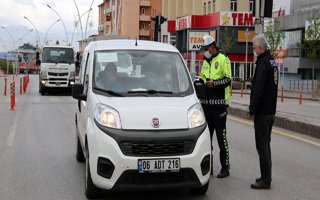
[254,114,275,183]
[204,107,230,170]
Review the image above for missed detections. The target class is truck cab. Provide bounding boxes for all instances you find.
[39,40,76,95]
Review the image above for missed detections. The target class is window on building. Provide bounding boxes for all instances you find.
[163,35,168,43]
[208,1,211,13]
[141,8,145,15]
[231,0,237,11]
[141,23,145,30]
[203,2,207,14]
[213,0,216,12]
[249,0,254,12]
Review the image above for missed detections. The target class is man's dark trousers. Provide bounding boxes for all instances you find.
[204,107,230,170]
[254,114,275,183]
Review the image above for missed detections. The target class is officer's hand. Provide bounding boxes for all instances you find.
[206,79,214,88]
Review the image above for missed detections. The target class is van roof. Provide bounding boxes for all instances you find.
[89,39,179,53]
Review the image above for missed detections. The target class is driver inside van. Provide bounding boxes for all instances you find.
[97,62,121,91]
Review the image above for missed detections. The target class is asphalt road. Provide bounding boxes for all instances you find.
[0,75,320,200]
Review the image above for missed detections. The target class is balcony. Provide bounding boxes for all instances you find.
[139,15,151,21]
[139,29,150,36]
[140,0,151,7]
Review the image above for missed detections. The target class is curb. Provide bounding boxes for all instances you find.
[232,91,320,102]
[228,106,320,139]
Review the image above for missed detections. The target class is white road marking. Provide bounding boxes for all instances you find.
[228,115,320,148]
[5,109,21,146]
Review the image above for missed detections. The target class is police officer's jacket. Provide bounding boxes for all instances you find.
[249,50,278,115]
[199,52,232,108]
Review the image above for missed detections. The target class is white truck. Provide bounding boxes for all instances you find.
[38,40,76,95]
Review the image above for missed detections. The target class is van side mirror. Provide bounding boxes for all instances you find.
[72,83,87,101]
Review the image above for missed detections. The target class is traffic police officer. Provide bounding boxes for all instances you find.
[198,34,232,178]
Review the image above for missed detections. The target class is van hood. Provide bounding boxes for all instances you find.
[96,95,198,130]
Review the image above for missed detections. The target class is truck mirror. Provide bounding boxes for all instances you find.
[36,59,41,66]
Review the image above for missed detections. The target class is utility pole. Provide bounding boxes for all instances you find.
[245,28,249,79]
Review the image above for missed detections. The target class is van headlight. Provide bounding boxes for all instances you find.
[95,104,121,129]
[188,103,206,128]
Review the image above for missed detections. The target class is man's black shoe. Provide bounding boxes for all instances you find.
[251,179,271,189]
[217,169,229,178]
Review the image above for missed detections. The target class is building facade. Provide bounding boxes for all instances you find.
[162,0,255,79]
[279,0,320,92]
[98,0,162,40]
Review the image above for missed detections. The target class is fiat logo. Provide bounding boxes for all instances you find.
[152,118,160,128]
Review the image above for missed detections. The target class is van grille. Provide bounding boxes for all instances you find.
[120,140,195,156]
[111,169,201,191]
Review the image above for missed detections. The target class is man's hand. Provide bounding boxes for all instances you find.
[247,111,253,120]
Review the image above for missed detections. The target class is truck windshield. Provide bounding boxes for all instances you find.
[93,50,193,97]
[42,47,74,64]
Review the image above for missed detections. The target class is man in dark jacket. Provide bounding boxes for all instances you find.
[249,34,279,189]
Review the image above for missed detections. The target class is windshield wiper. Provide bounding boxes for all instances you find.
[94,87,124,97]
[128,90,173,96]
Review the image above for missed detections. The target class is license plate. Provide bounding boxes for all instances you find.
[138,158,180,173]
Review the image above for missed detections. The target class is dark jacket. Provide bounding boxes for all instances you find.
[249,50,278,115]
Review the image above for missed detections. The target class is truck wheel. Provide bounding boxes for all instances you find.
[76,136,85,162]
[190,181,209,195]
[85,149,100,199]
[39,83,46,95]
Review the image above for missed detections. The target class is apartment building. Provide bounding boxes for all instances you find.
[162,0,255,79]
[279,0,320,90]
[98,0,162,40]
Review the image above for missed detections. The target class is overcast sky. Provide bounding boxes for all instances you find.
[0,0,100,50]
[0,0,291,51]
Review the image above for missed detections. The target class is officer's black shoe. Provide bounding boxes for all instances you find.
[251,178,271,189]
[217,169,229,178]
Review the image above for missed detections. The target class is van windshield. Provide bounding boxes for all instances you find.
[93,50,193,97]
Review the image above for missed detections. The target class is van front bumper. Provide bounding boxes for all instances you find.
[87,122,211,191]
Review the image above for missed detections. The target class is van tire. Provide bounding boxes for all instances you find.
[190,181,209,195]
[76,136,85,162]
[85,149,100,199]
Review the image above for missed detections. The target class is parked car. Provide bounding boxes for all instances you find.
[231,77,245,89]
[72,39,211,199]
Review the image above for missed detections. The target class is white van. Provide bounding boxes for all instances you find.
[72,39,211,199]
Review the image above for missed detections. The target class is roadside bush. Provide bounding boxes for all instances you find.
[0,59,14,74]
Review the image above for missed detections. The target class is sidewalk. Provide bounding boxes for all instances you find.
[229,91,320,139]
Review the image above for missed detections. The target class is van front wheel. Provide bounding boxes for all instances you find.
[85,150,100,199]
[76,136,85,162]
[190,181,209,195]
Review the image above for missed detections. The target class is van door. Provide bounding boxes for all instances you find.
[77,49,90,144]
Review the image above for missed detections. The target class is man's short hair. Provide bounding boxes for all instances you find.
[252,34,268,50]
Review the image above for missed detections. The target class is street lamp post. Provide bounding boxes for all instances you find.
[47,4,69,43]
[71,8,93,45]
[23,16,40,47]
[43,19,61,46]
[245,28,249,80]
[1,26,17,76]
